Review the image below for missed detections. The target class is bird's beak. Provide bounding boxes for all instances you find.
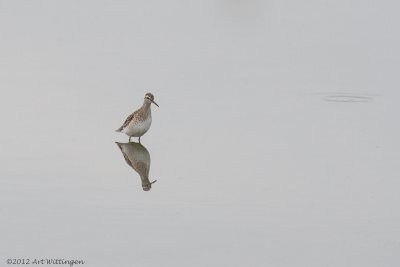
[151,100,159,107]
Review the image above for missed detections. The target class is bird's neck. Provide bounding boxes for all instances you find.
[142,101,151,109]
[141,102,152,114]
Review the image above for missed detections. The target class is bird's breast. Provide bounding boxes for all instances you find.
[123,115,152,137]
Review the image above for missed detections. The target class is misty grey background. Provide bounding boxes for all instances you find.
[1,1,399,266]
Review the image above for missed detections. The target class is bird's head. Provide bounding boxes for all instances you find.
[144,93,159,107]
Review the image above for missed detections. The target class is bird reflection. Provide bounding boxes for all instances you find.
[116,142,157,191]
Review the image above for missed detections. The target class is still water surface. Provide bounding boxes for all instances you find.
[1,1,400,266]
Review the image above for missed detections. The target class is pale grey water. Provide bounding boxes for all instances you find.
[1,1,400,267]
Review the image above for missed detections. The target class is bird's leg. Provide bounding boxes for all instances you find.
[129,136,131,142]
[139,136,141,143]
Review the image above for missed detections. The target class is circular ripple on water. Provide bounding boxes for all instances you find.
[324,95,372,103]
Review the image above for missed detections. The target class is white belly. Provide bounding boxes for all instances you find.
[122,116,152,137]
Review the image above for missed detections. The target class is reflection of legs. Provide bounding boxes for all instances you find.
[139,136,141,143]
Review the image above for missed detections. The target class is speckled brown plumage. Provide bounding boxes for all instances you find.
[116,107,150,132]
[115,93,158,142]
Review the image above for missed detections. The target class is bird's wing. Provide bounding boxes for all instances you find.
[116,111,137,132]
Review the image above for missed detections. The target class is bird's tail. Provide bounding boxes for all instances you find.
[115,127,122,132]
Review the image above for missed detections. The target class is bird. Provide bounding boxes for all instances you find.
[116,93,159,143]
[115,141,157,191]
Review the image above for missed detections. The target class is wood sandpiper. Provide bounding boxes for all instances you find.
[116,93,159,143]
